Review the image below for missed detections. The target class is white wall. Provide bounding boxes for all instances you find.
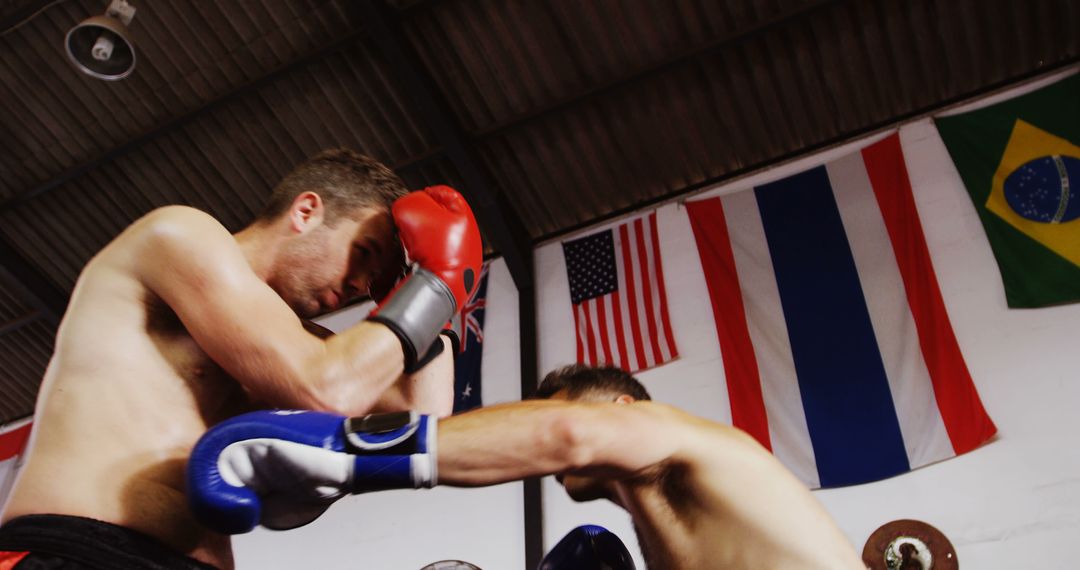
[536,69,1080,569]
[233,259,525,570]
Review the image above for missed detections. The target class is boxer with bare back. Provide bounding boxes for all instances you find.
[188,365,865,569]
[0,148,482,570]
[440,365,865,569]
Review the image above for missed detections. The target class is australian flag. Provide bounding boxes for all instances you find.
[452,262,489,413]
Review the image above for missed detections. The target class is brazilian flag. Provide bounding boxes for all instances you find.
[936,74,1080,308]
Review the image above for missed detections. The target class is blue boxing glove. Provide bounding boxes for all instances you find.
[186,409,437,535]
[539,525,636,570]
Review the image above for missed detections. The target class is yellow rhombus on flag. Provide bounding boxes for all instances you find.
[988,119,1080,268]
[936,73,1080,308]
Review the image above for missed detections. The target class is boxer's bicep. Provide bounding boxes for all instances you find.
[135,208,325,407]
[568,403,691,476]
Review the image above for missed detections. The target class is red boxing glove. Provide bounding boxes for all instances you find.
[393,185,483,310]
[368,186,482,372]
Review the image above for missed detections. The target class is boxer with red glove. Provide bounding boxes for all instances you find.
[369,185,482,373]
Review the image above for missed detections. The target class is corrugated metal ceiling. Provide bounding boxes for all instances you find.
[0,0,1077,423]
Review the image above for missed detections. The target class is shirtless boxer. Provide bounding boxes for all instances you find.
[188,365,864,569]
[0,149,482,569]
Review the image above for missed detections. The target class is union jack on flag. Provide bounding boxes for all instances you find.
[452,262,489,413]
[458,265,488,353]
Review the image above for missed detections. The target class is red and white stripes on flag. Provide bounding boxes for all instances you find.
[0,418,32,506]
[562,212,678,373]
[685,133,995,487]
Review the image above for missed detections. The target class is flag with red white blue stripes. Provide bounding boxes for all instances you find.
[685,133,996,488]
[562,212,678,373]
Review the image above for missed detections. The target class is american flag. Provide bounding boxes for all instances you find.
[562,212,678,372]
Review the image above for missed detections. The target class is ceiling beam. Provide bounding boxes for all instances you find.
[0,22,374,213]
[0,0,63,35]
[342,0,849,183]
[0,236,64,324]
[1,0,842,224]
[469,0,846,141]
[356,0,533,291]
[0,310,42,336]
[530,56,1080,247]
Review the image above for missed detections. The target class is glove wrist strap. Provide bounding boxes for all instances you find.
[368,268,456,370]
[343,412,438,492]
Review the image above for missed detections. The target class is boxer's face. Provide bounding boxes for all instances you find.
[558,472,611,503]
[549,388,623,502]
[274,206,401,317]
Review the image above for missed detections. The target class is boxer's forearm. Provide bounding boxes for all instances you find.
[291,319,444,417]
[435,400,681,486]
[368,337,454,417]
[396,336,455,416]
[435,401,583,485]
[309,322,407,415]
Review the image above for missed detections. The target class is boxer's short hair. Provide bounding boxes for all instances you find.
[536,364,651,401]
[257,148,408,226]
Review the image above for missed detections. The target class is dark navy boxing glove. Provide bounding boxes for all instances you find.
[539,525,636,570]
[186,409,436,534]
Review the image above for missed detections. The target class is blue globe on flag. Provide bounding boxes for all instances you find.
[1003,154,1080,224]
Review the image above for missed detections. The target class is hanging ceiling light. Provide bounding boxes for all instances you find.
[64,0,137,81]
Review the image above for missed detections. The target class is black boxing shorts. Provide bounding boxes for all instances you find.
[0,514,217,569]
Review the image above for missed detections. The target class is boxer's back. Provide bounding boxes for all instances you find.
[618,421,863,570]
[3,211,247,569]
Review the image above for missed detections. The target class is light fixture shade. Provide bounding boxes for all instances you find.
[65,14,135,80]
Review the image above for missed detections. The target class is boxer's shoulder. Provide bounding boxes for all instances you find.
[115,206,245,283]
[82,206,233,274]
[132,206,233,247]
[613,402,759,473]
